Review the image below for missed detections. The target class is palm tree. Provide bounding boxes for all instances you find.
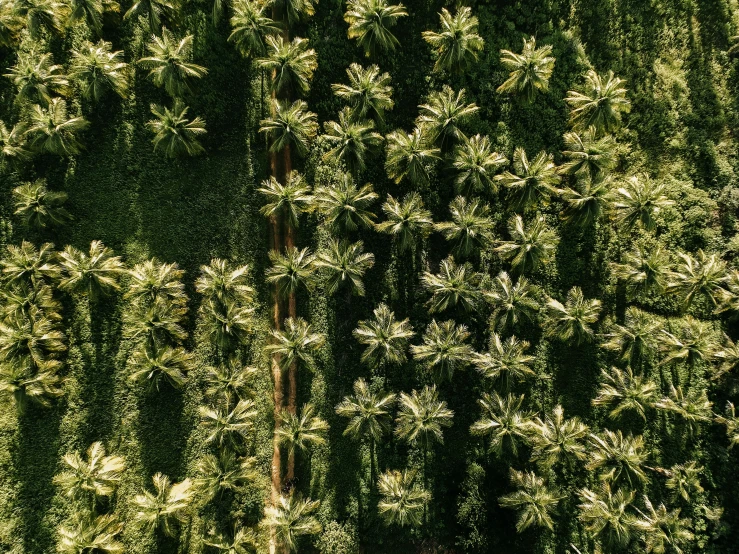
[260,99,318,157]
[353,302,413,367]
[204,357,256,402]
[485,272,540,332]
[0,362,64,411]
[26,98,90,156]
[601,306,659,367]
[611,245,671,298]
[5,50,69,105]
[416,86,479,152]
[634,496,693,554]
[0,281,61,322]
[422,7,483,74]
[11,0,68,37]
[263,494,321,553]
[544,287,601,345]
[593,367,657,421]
[376,193,434,252]
[0,120,32,167]
[266,247,315,299]
[125,297,187,349]
[577,484,636,549]
[560,174,612,228]
[276,403,329,458]
[57,514,124,554]
[195,258,254,307]
[195,450,257,502]
[228,0,281,57]
[204,525,259,553]
[667,249,726,308]
[384,127,440,186]
[126,258,187,307]
[147,100,207,158]
[529,405,589,469]
[67,0,107,35]
[0,306,66,369]
[1,241,60,288]
[199,398,257,448]
[332,63,393,123]
[566,70,631,134]
[496,36,555,103]
[313,173,377,232]
[470,392,533,456]
[344,0,407,57]
[655,385,712,435]
[436,196,495,259]
[133,473,194,537]
[139,28,208,98]
[716,401,739,449]
[271,0,317,25]
[473,334,535,391]
[560,126,617,180]
[200,298,254,351]
[123,0,176,31]
[411,320,473,383]
[258,171,313,228]
[452,134,507,196]
[611,175,673,231]
[12,179,70,228]
[377,469,430,527]
[266,317,324,372]
[665,461,704,502]
[258,35,317,98]
[70,40,129,101]
[496,215,558,275]
[659,316,716,370]
[421,256,482,313]
[58,240,124,299]
[712,334,739,381]
[323,108,383,176]
[587,429,648,487]
[129,345,193,390]
[314,239,375,296]
[499,469,561,532]
[0,3,23,47]
[53,442,125,510]
[494,147,560,211]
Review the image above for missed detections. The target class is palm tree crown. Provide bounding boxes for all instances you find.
[228,0,281,57]
[544,287,601,345]
[260,99,318,156]
[5,50,69,105]
[332,63,394,122]
[499,469,561,532]
[353,303,413,366]
[485,271,540,332]
[471,391,533,456]
[266,247,315,298]
[377,469,430,527]
[258,171,313,228]
[566,69,631,134]
[411,320,474,382]
[578,484,636,549]
[452,134,507,195]
[276,403,329,457]
[496,215,558,275]
[593,366,657,421]
[416,86,479,152]
[474,334,535,391]
[560,126,617,180]
[26,98,90,156]
[336,378,396,443]
[323,107,383,175]
[139,28,208,98]
[12,179,70,229]
[314,238,375,296]
[422,7,484,74]
[58,240,125,299]
[421,256,482,313]
[133,473,194,537]
[313,173,377,232]
[147,100,207,158]
[70,40,130,101]
[58,514,124,554]
[497,36,555,103]
[265,317,325,372]
[376,192,434,252]
[611,175,673,231]
[587,429,648,487]
[124,0,176,31]
[529,405,589,468]
[495,147,560,211]
[384,127,440,186]
[263,494,322,553]
[436,196,495,259]
[53,441,125,505]
[344,0,408,57]
[258,35,317,98]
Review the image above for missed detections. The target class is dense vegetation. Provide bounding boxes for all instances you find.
[1,0,739,552]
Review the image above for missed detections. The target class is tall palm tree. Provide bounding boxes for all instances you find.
[58,240,124,299]
[258,171,313,228]
[125,296,188,349]
[332,63,393,123]
[0,281,61,322]
[529,405,589,469]
[203,525,259,553]
[199,398,257,448]
[258,35,317,98]
[70,40,129,101]
[634,496,693,554]
[5,50,69,105]
[577,484,636,549]
[499,469,561,532]
[473,334,534,392]
[0,306,65,369]
[416,86,478,152]
[260,99,318,157]
[421,256,482,313]
[139,28,207,98]
[195,450,258,502]
[560,174,612,228]
[129,344,193,391]
[601,306,659,367]
[200,298,254,351]
[659,316,716,369]
[611,175,673,231]
[560,126,617,180]
[196,258,253,307]
[314,239,375,296]
[665,461,704,502]
[263,494,321,553]
[411,320,474,383]
[26,98,90,156]
[496,36,555,103]
[0,241,59,288]
[566,70,631,134]
[587,430,648,487]
[593,366,657,421]
[436,196,495,259]
[266,247,315,299]
[313,173,377,232]
[0,120,32,167]
[124,0,176,31]
[377,469,430,527]
[452,134,507,196]
[126,258,187,307]
[384,127,440,186]
[544,287,601,345]
[470,391,533,456]
[276,403,329,458]
[495,147,560,211]
[716,401,739,449]
[266,317,324,372]
[228,0,281,57]
[655,385,712,435]
[133,473,194,537]
[376,193,434,252]
[57,514,124,554]
[204,357,256,402]
[323,108,383,176]
[12,0,68,37]
[353,302,413,367]
[422,7,483,74]
[271,0,317,25]
[53,442,125,510]
[344,0,408,57]
[148,100,207,158]
[667,249,726,308]
[0,3,23,47]
[12,180,70,228]
[496,215,558,275]
[0,361,64,411]
[611,244,671,298]
[484,272,540,332]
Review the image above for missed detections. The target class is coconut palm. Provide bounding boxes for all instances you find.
[659,316,716,369]
[323,108,383,175]
[5,50,69,105]
[715,402,739,448]
[496,215,558,275]
[601,307,659,368]
[0,306,65,369]
[133,473,194,537]
[376,193,434,252]
[0,4,23,47]
[593,367,658,421]
[200,398,258,448]
[410,321,471,383]
[436,196,495,259]
[416,86,478,151]
[473,334,535,391]
[667,249,726,308]
[384,127,440,186]
[665,461,704,502]
[353,303,413,367]
[377,469,430,527]
[634,496,693,554]
[494,147,560,211]
[129,344,193,390]
[258,35,317,98]
[195,450,258,502]
[344,0,407,57]
[332,63,393,123]
[452,134,507,195]
[228,0,281,57]
[578,484,636,549]
[271,0,316,25]
[529,405,589,469]
[70,40,129,101]
[421,256,482,313]
[1,241,59,289]
[471,392,533,456]
[196,258,253,307]
[260,99,318,157]
[266,317,324,372]
[712,334,739,380]
[67,0,107,35]
[258,171,313,228]
[58,240,124,299]
[0,120,32,167]
[204,358,256,402]
[560,174,612,228]
[587,429,648,487]
[276,403,329,457]
[203,525,259,553]
[485,272,540,332]
[53,442,125,508]
[611,244,671,298]
[12,179,70,228]
[123,0,175,30]
[566,70,631,134]
[0,362,64,410]
[264,494,321,553]
[314,239,375,296]
[125,297,187,349]
[499,469,561,532]
[544,287,601,345]
[57,514,124,554]
[0,281,61,321]
[655,385,712,435]
[560,126,617,180]
[496,36,555,103]
[200,298,254,351]
[147,100,206,158]
[11,0,68,37]
[126,258,187,307]
[140,28,207,98]
[26,98,90,155]
[611,175,673,231]
[313,173,377,232]
[265,247,315,298]
[422,7,483,74]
